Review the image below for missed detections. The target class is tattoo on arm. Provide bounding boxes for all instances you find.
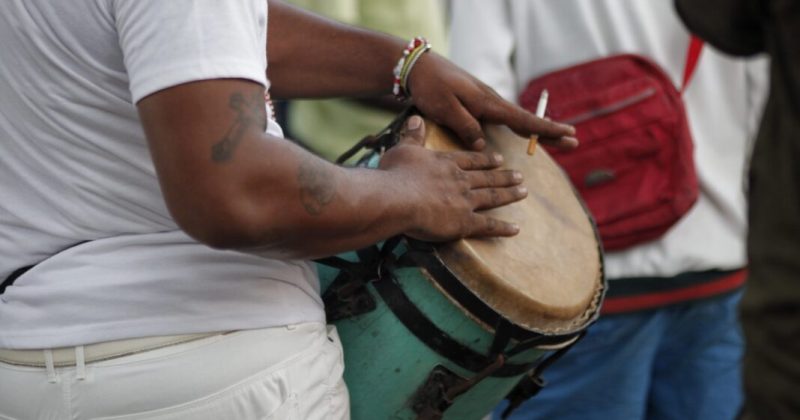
[298,158,336,216]
[211,90,268,162]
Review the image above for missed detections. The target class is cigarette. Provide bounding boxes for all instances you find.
[527,89,549,156]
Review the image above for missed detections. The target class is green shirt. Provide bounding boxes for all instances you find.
[285,0,448,161]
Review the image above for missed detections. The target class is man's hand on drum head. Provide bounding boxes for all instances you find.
[407,52,579,151]
[379,116,528,242]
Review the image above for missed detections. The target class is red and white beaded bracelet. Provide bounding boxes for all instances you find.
[392,36,432,101]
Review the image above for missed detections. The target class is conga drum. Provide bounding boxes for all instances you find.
[317,113,605,420]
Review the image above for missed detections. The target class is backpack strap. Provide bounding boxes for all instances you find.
[681,35,704,93]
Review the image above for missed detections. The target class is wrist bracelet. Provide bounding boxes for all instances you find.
[392,36,432,101]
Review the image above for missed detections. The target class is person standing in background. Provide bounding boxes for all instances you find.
[676,0,800,418]
[450,1,768,419]
[286,0,449,161]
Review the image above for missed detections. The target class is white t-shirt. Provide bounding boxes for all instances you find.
[450,0,768,279]
[0,0,323,349]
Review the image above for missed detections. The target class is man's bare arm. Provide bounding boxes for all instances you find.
[138,79,527,259]
[266,1,399,100]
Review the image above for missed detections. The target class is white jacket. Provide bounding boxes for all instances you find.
[450,0,768,279]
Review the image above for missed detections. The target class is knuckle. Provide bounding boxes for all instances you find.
[490,188,501,206]
[464,121,483,140]
[483,92,507,116]
[435,150,452,161]
[468,153,483,169]
[436,97,459,117]
[436,100,454,117]
[501,171,516,185]
[484,171,496,186]
[458,154,475,170]
[486,217,498,232]
[452,167,468,181]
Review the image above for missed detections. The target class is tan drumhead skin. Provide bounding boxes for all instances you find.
[423,121,604,334]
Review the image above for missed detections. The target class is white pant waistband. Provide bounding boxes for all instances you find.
[0,333,220,368]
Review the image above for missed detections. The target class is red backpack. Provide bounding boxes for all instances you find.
[520,39,703,251]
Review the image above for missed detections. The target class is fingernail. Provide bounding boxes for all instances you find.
[407,116,422,130]
[473,138,486,150]
[493,152,504,164]
[510,223,520,233]
[513,171,523,182]
[517,186,528,195]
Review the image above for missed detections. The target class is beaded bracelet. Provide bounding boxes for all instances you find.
[392,37,432,100]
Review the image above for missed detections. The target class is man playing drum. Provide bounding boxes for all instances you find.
[0,1,577,419]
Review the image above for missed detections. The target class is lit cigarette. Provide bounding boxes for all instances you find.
[527,89,549,156]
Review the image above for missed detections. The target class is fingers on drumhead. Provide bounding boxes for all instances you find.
[447,104,486,150]
[451,151,503,170]
[470,214,520,237]
[466,170,523,189]
[470,186,528,211]
[540,135,580,150]
[531,117,576,138]
[498,104,575,139]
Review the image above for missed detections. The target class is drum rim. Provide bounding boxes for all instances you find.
[411,234,606,338]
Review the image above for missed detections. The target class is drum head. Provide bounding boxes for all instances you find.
[423,121,604,335]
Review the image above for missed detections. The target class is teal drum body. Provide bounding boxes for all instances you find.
[318,119,605,420]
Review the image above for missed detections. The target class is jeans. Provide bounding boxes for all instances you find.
[495,291,744,420]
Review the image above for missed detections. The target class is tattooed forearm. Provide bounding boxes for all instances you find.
[211,90,268,162]
[298,158,336,216]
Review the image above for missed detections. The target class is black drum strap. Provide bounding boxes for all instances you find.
[488,320,515,359]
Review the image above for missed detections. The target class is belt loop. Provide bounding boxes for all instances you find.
[75,346,86,380]
[43,349,57,383]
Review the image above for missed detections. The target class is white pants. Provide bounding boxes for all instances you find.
[0,323,349,420]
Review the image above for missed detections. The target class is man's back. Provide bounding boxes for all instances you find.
[0,0,162,274]
[0,0,323,350]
